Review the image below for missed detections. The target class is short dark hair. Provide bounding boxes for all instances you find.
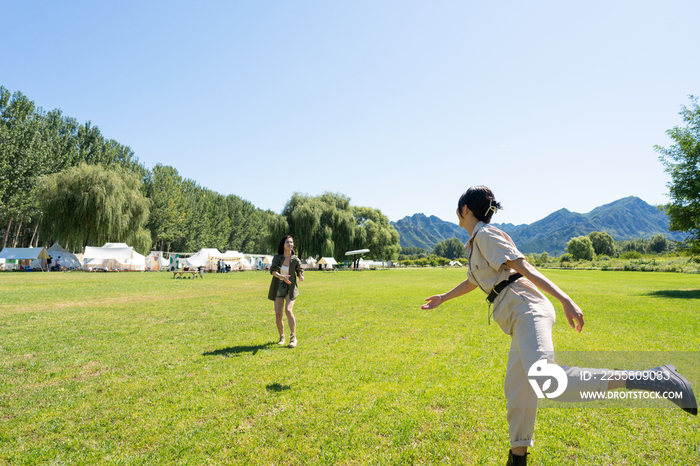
[277,235,295,255]
[457,186,502,224]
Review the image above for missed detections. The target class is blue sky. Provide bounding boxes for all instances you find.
[3,1,698,226]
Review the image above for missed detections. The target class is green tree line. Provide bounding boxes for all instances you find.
[0,86,275,254]
[564,232,679,261]
[0,86,143,250]
[2,86,399,258]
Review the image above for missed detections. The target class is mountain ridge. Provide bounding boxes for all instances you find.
[391,196,686,254]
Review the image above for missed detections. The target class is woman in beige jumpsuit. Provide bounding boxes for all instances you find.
[422,186,696,465]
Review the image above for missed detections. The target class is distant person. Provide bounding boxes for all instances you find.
[421,185,696,465]
[268,235,304,348]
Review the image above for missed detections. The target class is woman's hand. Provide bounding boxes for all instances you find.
[422,295,443,310]
[421,280,476,310]
[562,298,584,333]
[506,258,584,333]
[277,274,291,284]
[298,274,304,282]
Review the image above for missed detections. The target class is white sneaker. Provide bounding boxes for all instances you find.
[277,335,285,346]
[289,334,297,348]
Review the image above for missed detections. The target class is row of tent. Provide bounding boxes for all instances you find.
[179,248,253,271]
[0,244,254,272]
[0,244,394,272]
[0,243,147,271]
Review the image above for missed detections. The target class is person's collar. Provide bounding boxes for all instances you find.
[469,221,486,242]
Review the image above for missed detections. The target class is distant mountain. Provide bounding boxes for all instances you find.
[391,214,469,251]
[392,197,685,255]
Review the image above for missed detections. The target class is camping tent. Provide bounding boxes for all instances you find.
[302,256,317,269]
[82,243,146,271]
[256,255,274,270]
[184,248,222,271]
[0,247,49,271]
[318,257,338,269]
[41,243,81,270]
[0,247,50,261]
[355,259,386,269]
[218,251,252,271]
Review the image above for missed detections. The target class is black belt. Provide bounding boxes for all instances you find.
[486,273,522,303]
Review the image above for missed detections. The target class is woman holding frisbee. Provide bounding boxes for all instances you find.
[269,235,304,348]
[422,186,696,465]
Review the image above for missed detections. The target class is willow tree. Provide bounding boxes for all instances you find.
[352,206,401,261]
[35,163,151,253]
[269,192,361,261]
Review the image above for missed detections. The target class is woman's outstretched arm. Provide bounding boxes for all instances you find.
[506,257,585,333]
[422,279,478,309]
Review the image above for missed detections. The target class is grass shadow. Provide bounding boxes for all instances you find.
[202,342,275,357]
[266,383,291,392]
[645,289,700,300]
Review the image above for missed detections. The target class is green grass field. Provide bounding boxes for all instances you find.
[1,269,699,465]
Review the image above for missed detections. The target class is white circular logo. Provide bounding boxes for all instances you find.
[528,360,568,399]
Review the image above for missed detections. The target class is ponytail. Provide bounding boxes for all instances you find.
[457,186,502,224]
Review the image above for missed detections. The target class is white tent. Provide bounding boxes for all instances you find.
[228,256,252,271]
[218,251,252,271]
[318,257,338,269]
[184,248,222,271]
[356,259,386,269]
[0,247,50,261]
[44,243,81,270]
[0,247,49,271]
[219,250,243,260]
[82,243,146,271]
[302,256,317,269]
[159,255,170,268]
[255,255,274,270]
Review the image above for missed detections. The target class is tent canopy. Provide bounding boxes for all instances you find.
[184,248,222,267]
[217,250,244,260]
[46,243,81,269]
[318,257,338,266]
[0,247,49,260]
[82,243,145,271]
[84,246,134,260]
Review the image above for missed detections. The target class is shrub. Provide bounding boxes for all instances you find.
[620,251,642,260]
[567,236,595,261]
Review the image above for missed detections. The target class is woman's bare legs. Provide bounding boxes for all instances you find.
[274,297,285,338]
[275,296,297,340]
[285,296,296,337]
